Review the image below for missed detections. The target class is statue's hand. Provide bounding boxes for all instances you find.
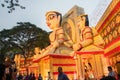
[41,49,45,53]
[73,43,82,51]
[52,41,59,48]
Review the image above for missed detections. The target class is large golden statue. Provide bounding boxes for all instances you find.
[41,11,73,57]
[73,14,93,51]
[40,11,104,57]
[72,14,104,51]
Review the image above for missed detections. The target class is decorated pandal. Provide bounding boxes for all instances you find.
[16,1,120,80]
[31,10,105,80]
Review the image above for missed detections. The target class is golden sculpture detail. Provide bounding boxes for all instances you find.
[73,14,93,51]
[71,14,104,51]
[41,11,73,57]
[39,11,104,57]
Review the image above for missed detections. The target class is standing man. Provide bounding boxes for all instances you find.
[58,66,69,80]
[38,73,43,80]
[107,66,116,78]
[0,63,5,80]
[48,72,51,80]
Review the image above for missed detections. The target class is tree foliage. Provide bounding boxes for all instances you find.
[0,22,50,63]
[1,0,25,13]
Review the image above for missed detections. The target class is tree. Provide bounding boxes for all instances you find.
[0,40,6,63]
[0,29,11,63]
[0,22,50,64]
[1,0,25,13]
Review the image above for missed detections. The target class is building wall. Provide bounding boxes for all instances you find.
[38,54,76,80]
[95,0,120,75]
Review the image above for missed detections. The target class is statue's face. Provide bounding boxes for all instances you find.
[46,12,59,30]
[77,15,86,29]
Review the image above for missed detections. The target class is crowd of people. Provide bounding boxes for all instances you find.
[0,63,69,80]
[1,61,120,80]
[17,72,37,80]
[0,59,120,80]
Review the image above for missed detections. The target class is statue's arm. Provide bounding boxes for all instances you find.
[73,27,93,51]
[53,28,65,48]
[56,28,65,44]
[80,27,93,47]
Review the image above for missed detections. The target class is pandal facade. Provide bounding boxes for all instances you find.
[15,0,120,80]
[96,0,120,76]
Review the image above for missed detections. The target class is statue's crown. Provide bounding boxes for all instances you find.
[45,11,61,17]
[77,14,88,18]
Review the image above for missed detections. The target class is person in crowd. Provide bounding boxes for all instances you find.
[38,73,43,80]
[11,63,17,80]
[28,73,33,80]
[24,73,29,80]
[5,66,13,80]
[31,73,36,80]
[100,66,117,80]
[84,69,89,80]
[108,66,116,78]
[48,72,52,80]
[0,63,5,80]
[17,73,23,80]
[58,66,69,80]
[100,76,116,80]
[117,74,120,80]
